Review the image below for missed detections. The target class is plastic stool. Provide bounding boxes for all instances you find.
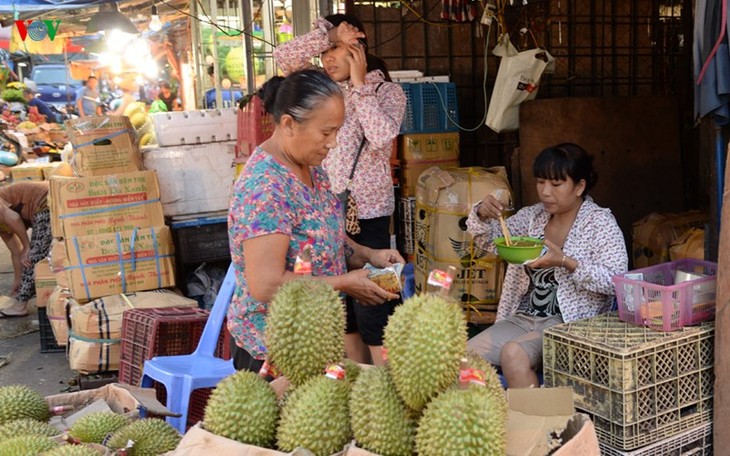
[141,265,237,433]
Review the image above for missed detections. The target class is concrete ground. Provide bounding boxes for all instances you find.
[0,242,76,396]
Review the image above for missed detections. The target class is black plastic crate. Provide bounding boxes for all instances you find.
[171,219,231,264]
[38,307,65,353]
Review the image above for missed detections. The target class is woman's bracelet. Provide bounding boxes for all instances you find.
[560,255,567,269]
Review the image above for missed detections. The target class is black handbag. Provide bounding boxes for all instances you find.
[337,137,367,236]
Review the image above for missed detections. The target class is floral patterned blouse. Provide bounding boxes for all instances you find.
[227,147,347,359]
[274,18,407,220]
[466,197,628,323]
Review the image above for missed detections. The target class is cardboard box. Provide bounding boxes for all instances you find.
[65,226,176,302]
[398,132,460,162]
[49,170,164,238]
[10,162,47,181]
[399,159,459,197]
[68,290,197,341]
[34,260,56,308]
[65,116,143,176]
[68,336,121,373]
[47,286,72,346]
[632,211,707,268]
[172,423,290,455]
[413,166,512,321]
[340,388,600,456]
[142,142,235,217]
[46,383,172,428]
[50,238,70,288]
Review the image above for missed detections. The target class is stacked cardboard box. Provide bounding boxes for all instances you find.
[398,132,460,197]
[40,116,178,372]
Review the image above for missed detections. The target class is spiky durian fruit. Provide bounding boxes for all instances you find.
[42,444,105,456]
[383,294,467,410]
[265,280,346,387]
[0,435,58,456]
[0,385,50,425]
[350,367,415,456]
[0,418,58,442]
[415,386,507,456]
[462,351,505,395]
[342,359,363,386]
[107,418,181,455]
[277,376,351,456]
[68,412,129,444]
[203,370,279,447]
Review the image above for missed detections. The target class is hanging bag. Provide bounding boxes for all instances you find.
[486,35,555,133]
[337,137,366,236]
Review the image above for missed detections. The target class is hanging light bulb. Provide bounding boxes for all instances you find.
[149,4,163,31]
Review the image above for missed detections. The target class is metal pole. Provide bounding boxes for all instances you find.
[211,0,223,108]
[242,0,255,94]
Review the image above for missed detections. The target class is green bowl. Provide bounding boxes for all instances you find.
[494,237,544,264]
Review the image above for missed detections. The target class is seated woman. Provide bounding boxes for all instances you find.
[466,143,628,388]
[227,70,403,372]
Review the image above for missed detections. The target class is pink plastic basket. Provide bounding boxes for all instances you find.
[612,259,716,331]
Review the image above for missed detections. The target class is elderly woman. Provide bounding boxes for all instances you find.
[466,143,628,388]
[227,70,403,372]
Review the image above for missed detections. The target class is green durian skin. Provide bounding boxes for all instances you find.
[203,370,279,447]
[42,444,105,456]
[0,435,58,456]
[0,418,59,442]
[384,294,468,410]
[457,351,509,415]
[415,386,507,456]
[350,366,415,456]
[107,418,181,456]
[265,279,345,387]
[0,385,50,425]
[68,411,129,444]
[277,376,351,456]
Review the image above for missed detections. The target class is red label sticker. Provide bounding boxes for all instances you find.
[325,364,345,380]
[427,269,453,289]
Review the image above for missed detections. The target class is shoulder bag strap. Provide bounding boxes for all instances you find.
[345,82,386,185]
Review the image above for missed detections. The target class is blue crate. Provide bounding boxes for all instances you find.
[399,82,459,134]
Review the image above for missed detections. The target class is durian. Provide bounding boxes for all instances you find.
[0,435,58,456]
[68,411,129,444]
[107,418,181,455]
[203,370,279,447]
[383,295,467,410]
[415,386,507,456]
[0,385,50,425]
[342,359,362,386]
[350,367,415,456]
[0,418,58,442]
[265,279,345,386]
[277,376,351,456]
[42,444,104,456]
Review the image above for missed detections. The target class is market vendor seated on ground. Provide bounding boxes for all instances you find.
[0,181,53,318]
[466,143,628,388]
[227,70,403,373]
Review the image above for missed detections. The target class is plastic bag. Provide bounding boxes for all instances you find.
[486,35,555,133]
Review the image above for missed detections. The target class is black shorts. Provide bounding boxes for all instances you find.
[345,216,401,346]
[230,336,265,373]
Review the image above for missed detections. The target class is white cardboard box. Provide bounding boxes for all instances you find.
[151,109,237,147]
[142,142,236,217]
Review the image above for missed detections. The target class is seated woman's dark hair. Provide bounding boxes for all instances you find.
[257,70,341,123]
[325,14,368,48]
[533,143,598,196]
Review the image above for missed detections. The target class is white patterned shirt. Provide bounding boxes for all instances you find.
[466,197,628,323]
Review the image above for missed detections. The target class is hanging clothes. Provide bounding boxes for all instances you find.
[694,0,730,124]
[440,0,476,22]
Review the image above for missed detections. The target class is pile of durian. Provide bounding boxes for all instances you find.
[202,279,508,456]
[0,384,181,455]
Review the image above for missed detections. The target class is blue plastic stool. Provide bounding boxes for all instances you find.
[141,265,237,433]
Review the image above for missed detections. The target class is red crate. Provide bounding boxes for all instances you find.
[118,307,230,428]
[235,95,274,159]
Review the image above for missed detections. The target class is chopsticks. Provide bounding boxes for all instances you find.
[499,214,513,246]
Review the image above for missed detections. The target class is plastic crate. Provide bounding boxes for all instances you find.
[543,312,714,450]
[235,95,274,159]
[38,307,64,353]
[118,307,228,428]
[599,422,712,456]
[399,82,459,134]
[612,259,717,331]
[171,217,231,265]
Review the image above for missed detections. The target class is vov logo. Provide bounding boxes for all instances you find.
[15,20,62,42]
